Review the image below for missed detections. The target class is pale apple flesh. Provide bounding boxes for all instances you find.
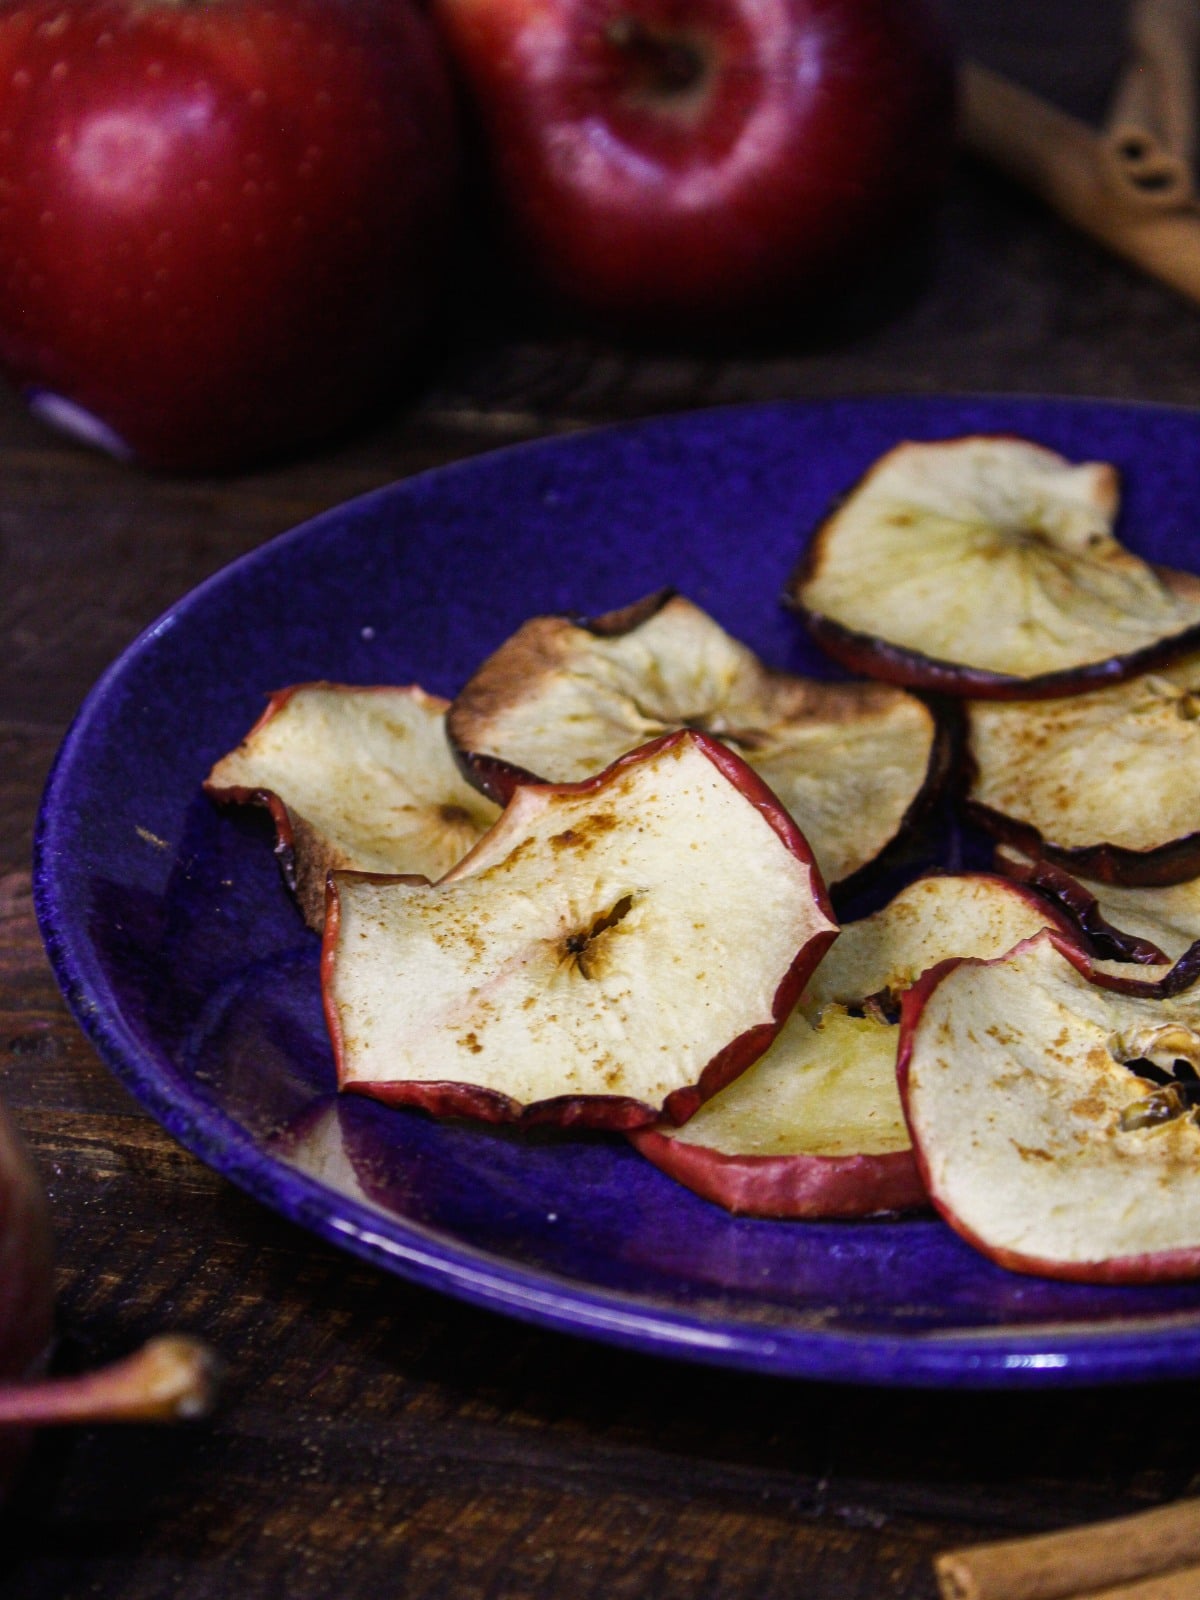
[205,683,500,929]
[788,437,1200,697]
[448,590,945,892]
[632,1006,925,1217]
[967,656,1200,885]
[803,870,1076,1011]
[899,930,1200,1282]
[632,873,1066,1216]
[323,731,838,1128]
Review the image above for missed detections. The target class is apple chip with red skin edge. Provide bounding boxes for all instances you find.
[632,873,1067,1217]
[787,436,1200,699]
[448,590,946,893]
[323,730,837,1130]
[899,930,1200,1283]
[205,684,500,930]
[967,656,1200,887]
[995,844,1200,998]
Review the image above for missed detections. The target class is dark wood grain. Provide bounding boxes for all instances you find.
[3,1,1200,1594]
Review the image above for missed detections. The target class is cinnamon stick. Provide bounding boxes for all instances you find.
[935,1499,1200,1600]
[1102,0,1199,209]
[960,61,1200,306]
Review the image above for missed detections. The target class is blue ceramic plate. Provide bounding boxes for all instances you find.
[34,397,1200,1388]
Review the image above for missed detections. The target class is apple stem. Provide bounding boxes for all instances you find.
[0,1337,221,1427]
[603,17,704,95]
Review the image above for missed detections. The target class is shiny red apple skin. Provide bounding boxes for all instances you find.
[432,0,954,326]
[0,0,460,471]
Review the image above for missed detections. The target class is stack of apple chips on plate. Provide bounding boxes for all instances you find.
[207,435,1200,1284]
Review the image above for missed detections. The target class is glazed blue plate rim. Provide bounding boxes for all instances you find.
[33,393,1200,1390]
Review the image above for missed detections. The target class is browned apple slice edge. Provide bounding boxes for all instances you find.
[204,684,318,900]
[994,846,1171,964]
[789,569,1200,702]
[968,800,1200,889]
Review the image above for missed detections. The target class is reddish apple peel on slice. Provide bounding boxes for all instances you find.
[899,930,1200,1282]
[205,683,499,929]
[448,590,946,892]
[788,436,1200,698]
[323,730,837,1129]
[632,873,1068,1217]
[967,656,1200,886]
[995,844,1200,997]
[632,1007,925,1217]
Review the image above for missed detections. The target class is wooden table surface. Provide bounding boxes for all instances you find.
[4,4,1200,1595]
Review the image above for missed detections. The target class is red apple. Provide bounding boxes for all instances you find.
[0,0,460,471]
[430,0,955,327]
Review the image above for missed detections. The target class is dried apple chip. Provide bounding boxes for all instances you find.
[448,590,945,891]
[205,684,500,929]
[323,731,838,1129]
[632,873,1066,1217]
[967,656,1200,885]
[787,436,1200,698]
[899,930,1200,1282]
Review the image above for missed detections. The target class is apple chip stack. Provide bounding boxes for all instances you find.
[204,431,1200,1283]
[786,433,1200,1277]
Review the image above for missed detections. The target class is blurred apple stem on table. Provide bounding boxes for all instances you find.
[0,1336,221,1427]
[959,0,1200,306]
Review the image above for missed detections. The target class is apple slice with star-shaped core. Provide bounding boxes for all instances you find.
[787,436,1200,698]
[899,929,1200,1282]
[448,591,945,893]
[323,730,837,1128]
[205,684,500,929]
[996,844,1200,997]
[967,656,1200,885]
[631,873,1067,1216]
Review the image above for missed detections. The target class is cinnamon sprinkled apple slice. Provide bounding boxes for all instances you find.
[632,873,1065,1216]
[899,930,1200,1282]
[323,730,837,1129]
[448,590,945,892]
[788,436,1200,698]
[205,684,499,929]
[967,655,1200,885]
